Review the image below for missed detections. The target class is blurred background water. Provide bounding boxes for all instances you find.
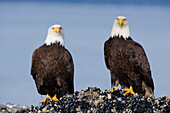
[0,0,170,105]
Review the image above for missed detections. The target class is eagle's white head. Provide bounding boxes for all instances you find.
[45,24,64,46]
[110,16,130,39]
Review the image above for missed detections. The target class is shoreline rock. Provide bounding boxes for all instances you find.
[1,87,170,112]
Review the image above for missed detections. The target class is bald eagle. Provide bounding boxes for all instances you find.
[104,16,154,98]
[31,24,74,102]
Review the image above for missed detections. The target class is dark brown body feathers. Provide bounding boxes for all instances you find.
[31,43,74,98]
[104,36,154,96]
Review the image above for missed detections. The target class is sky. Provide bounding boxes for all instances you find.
[1,0,170,5]
[0,1,170,105]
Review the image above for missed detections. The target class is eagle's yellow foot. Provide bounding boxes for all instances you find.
[52,94,58,101]
[41,94,52,103]
[123,86,135,95]
[106,86,118,92]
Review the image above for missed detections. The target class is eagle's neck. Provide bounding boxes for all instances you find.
[111,36,132,40]
[45,33,64,46]
[110,22,130,40]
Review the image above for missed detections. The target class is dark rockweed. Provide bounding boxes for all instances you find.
[1,87,170,113]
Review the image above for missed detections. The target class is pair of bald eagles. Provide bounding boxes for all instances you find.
[31,16,155,102]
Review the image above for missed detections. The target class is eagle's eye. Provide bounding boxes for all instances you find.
[116,18,119,20]
[60,27,62,30]
[52,27,55,30]
[124,18,127,21]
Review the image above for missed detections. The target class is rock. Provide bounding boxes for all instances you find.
[107,94,112,100]
[1,87,170,113]
[111,107,116,112]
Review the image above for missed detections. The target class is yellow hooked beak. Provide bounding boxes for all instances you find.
[53,27,60,33]
[118,18,124,26]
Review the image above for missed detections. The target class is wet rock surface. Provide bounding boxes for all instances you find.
[1,87,170,113]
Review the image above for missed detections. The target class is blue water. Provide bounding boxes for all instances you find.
[0,2,170,105]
